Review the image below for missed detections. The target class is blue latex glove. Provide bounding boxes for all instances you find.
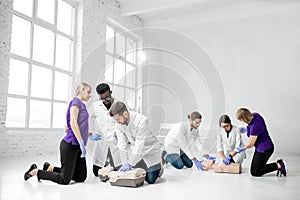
[236,147,245,153]
[119,163,133,172]
[240,127,247,133]
[205,155,216,162]
[223,156,231,165]
[193,159,204,171]
[78,140,86,158]
[89,134,101,141]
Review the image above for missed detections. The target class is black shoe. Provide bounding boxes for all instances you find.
[93,165,101,177]
[42,162,50,171]
[277,159,287,177]
[161,150,167,166]
[24,164,37,181]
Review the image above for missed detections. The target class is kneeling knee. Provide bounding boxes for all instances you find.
[174,164,184,169]
[145,177,157,184]
[60,179,71,185]
[250,170,261,177]
[185,162,193,168]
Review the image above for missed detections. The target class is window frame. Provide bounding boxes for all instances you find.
[104,20,142,112]
[6,0,78,130]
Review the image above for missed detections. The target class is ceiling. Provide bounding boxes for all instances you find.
[117,0,300,27]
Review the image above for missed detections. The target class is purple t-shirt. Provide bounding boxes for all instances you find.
[64,97,89,146]
[247,113,274,152]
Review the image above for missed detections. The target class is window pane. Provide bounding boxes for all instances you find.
[6,98,26,127]
[8,58,29,95]
[37,0,55,24]
[57,0,74,36]
[113,86,125,102]
[13,0,33,17]
[126,38,134,63]
[114,59,125,85]
[54,72,72,101]
[11,15,31,58]
[125,88,135,110]
[106,25,114,40]
[31,65,52,99]
[29,100,51,128]
[52,102,68,128]
[105,54,113,83]
[55,35,73,71]
[136,90,142,113]
[106,25,114,54]
[33,25,54,65]
[133,42,137,64]
[126,64,135,88]
[116,33,125,57]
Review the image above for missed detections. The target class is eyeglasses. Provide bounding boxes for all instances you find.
[99,96,111,102]
[221,124,230,129]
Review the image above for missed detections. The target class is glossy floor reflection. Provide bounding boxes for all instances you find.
[0,153,299,200]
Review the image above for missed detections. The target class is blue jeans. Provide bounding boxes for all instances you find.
[145,163,161,184]
[166,152,193,169]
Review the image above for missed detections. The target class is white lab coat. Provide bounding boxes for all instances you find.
[216,125,246,164]
[164,121,202,159]
[88,98,121,167]
[115,111,162,168]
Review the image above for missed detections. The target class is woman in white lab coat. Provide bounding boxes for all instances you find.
[88,83,122,176]
[164,112,204,170]
[217,114,246,165]
[109,101,162,184]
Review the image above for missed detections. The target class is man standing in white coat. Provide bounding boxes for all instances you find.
[109,101,162,184]
[164,111,205,170]
[89,83,122,176]
[217,114,246,165]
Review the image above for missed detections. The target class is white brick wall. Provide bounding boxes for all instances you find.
[0,0,12,135]
[1,130,63,157]
[0,0,142,158]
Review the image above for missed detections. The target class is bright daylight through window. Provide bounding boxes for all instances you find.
[7,0,76,129]
[104,24,141,111]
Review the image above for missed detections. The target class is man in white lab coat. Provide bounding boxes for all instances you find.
[88,83,122,176]
[109,101,162,184]
[164,111,205,170]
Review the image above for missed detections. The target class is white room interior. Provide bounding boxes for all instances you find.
[0,0,300,199]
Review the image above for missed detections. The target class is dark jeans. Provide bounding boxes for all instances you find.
[250,147,278,177]
[37,139,87,185]
[166,152,193,169]
[145,163,161,184]
[133,160,161,184]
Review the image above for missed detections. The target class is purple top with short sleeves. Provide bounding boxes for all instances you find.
[247,112,274,152]
[64,97,89,146]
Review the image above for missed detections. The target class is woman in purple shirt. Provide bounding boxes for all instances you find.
[235,108,287,177]
[24,82,92,184]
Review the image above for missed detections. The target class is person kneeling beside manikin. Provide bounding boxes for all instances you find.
[109,101,163,184]
[163,111,210,171]
[217,114,246,166]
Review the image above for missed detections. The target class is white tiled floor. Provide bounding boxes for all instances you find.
[0,153,299,200]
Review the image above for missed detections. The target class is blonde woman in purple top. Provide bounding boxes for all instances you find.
[235,108,287,177]
[24,82,92,184]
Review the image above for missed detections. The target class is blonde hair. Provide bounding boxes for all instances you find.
[236,108,253,124]
[75,82,91,96]
[187,111,202,121]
